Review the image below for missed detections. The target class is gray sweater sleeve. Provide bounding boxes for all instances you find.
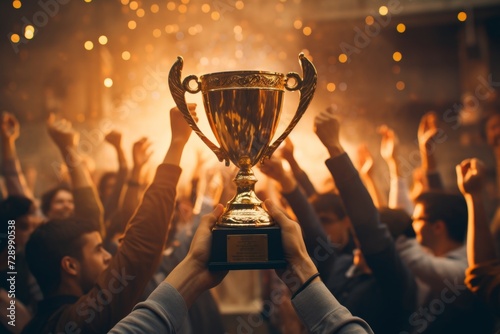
[109,282,188,334]
[292,281,374,334]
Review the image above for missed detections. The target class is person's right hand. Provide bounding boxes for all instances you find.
[313,108,344,157]
[1,112,20,143]
[456,158,485,196]
[281,138,295,162]
[105,130,122,149]
[47,113,79,152]
[378,124,398,161]
[418,111,439,150]
[132,137,152,168]
[356,144,374,177]
[265,200,319,295]
[170,103,198,145]
[258,156,296,193]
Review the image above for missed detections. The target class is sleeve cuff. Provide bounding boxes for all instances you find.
[133,281,188,333]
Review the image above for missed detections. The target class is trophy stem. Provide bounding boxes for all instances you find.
[218,167,273,227]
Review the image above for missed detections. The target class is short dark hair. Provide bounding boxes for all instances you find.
[25,218,99,296]
[414,191,468,243]
[98,172,117,199]
[310,192,347,222]
[0,196,34,252]
[40,185,72,216]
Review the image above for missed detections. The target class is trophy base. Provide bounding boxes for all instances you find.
[208,226,287,271]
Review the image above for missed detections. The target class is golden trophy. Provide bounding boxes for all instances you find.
[168,53,317,270]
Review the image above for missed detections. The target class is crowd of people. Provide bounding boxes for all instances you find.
[1,98,500,333]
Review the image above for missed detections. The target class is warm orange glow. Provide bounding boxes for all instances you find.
[84,41,93,50]
[10,33,20,43]
[98,35,108,45]
[397,23,406,33]
[396,81,405,90]
[211,11,220,20]
[303,26,312,36]
[178,4,187,14]
[104,78,113,88]
[24,25,35,39]
[393,51,402,62]
[128,20,137,29]
[201,4,210,13]
[121,51,131,60]
[129,1,138,10]
[457,11,467,21]
[167,2,176,11]
[13,1,22,9]
[379,6,388,16]
[153,29,162,38]
[338,53,348,63]
[235,1,244,10]
[120,0,129,5]
[365,16,374,25]
[136,8,145,17]
[293,19,303,29]
[150,4,159,13]
[327,83,336,92]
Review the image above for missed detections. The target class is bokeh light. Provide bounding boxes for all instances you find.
[393,51,402,62]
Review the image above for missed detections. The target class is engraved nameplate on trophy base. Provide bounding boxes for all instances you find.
[210,226,284,270]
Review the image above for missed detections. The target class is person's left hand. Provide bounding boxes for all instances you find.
[456,158,485,195]
[166,204,227,307]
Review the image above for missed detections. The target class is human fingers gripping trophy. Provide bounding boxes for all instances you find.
[168,53,317,270]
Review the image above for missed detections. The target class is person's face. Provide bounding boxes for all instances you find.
[77,231,112,293]
[486,114,500,147]
[101,176,117,202]
[319,212,350,248]
[412,203,437,249]
[48,190,74,219]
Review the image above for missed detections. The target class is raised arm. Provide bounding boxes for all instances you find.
[379,125,414,214]
[314,108,416,322]
[1,112,34,199]
[355,143,387,208]
[47,114,104,234]
[258,156,336,281]
[281,138,317,198]
[457,158,496,265]
[53,105,197,333]
[107,137,152,239]
[418,111,444,190]
[102,130,128,221]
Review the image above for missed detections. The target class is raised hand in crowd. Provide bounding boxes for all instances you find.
[456,158,496,265]
[101,130,128,221]
[378,125,414,214]
[356,143,386,208]
[417,111,444,190]
[280,137,316,198]
[44,113,103,231]
[1,112,34,199]
[458,158,500,317]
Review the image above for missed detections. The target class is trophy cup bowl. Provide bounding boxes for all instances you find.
[169,53,317,270]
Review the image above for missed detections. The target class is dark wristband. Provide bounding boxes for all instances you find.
[291,272,320,299]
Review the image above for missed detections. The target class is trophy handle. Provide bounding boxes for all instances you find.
[168,56,229,165]
[262,53,317,162]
